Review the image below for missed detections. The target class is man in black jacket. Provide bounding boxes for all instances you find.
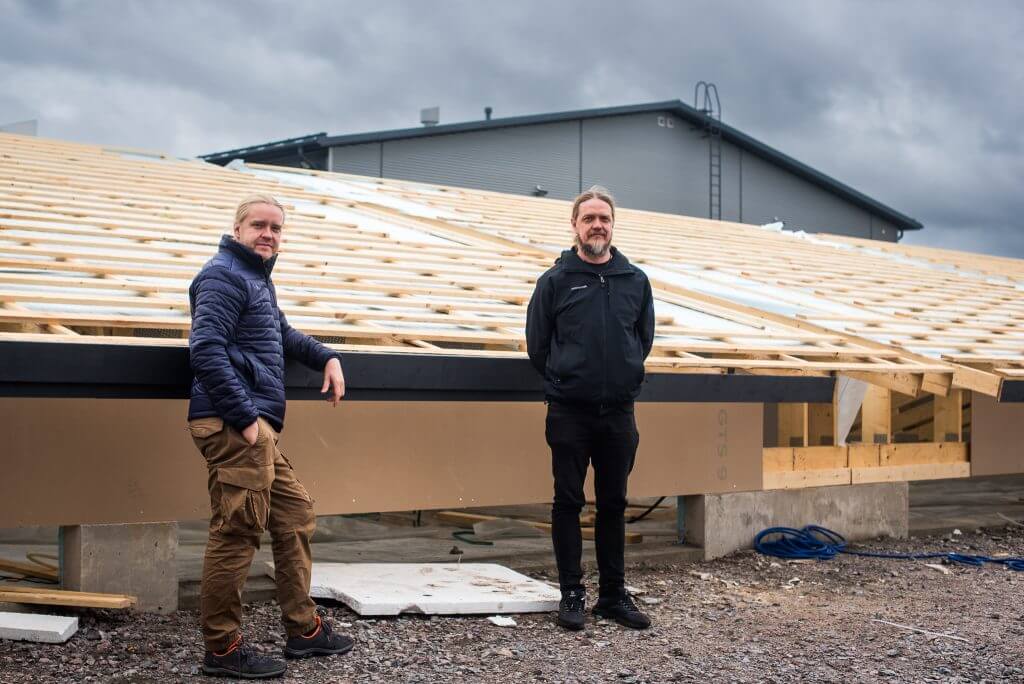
[526,186,656,631]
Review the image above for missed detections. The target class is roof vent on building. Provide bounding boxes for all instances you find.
[420,107,440,127]
[484,106,493,121]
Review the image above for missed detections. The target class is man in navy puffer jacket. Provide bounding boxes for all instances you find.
[187,195,351,679]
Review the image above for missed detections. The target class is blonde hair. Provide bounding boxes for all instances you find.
[571,185,615,221]
[234,194,286,225]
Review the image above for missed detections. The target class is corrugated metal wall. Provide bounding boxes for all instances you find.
[738,152,888,239]
[324,112,899,241]
[582,113,709,216]
[330,142,381,177]
[380,122,580,199]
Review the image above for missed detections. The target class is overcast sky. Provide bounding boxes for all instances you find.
[1,0,1021,256]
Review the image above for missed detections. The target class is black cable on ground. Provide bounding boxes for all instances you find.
[627,496,666,524]
[452,529,493,546]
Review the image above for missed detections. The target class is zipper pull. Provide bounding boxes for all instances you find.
[599,274,605,285]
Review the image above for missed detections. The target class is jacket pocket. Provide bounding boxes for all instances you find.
[214,464,275,536]
[226,346,258,388]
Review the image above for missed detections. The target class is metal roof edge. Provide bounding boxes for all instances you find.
[200,132,327,161]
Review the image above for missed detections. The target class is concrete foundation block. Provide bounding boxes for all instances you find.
[60,522,178,614]
[685,482,908,560]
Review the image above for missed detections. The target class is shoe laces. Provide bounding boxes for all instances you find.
[236,643,271,665]
[562,590,585,612]
[618,593,639,612]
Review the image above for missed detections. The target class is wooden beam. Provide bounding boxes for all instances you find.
[794,446,848,470]
[845,370,922,397]
[763,447,795,472]
[763,468,851,490]
[807,402,835,447]
[851,461,970,484]
[882,442,968,466]
[933,389,963,442]
[952,364,1001,397]
[777,404,808,447]
[848,444,881,468]
[861,384,892,444]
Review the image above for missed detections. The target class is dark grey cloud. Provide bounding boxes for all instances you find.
[1,0,1021,256]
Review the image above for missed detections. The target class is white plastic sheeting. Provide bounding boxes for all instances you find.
[834,376,870,446]
[239,164,469,246]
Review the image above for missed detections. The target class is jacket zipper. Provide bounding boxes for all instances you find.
[600,273,608,406]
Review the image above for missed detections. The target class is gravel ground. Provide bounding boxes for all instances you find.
[2,526,1023,683]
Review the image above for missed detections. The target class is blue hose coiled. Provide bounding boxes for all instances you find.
[754,525,1024,571]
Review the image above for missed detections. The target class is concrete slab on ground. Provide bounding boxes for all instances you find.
[268,562,561,616]
[0,611,78,643]
[909,474,1024,534]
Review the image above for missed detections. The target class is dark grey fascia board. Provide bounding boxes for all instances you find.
[316,102,689,146]
[200,132,327,162]
[0,339,834,403]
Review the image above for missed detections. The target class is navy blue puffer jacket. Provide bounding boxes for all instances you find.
[187,235,340,432]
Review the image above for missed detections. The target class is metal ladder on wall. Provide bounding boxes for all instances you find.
[694,81,722,221]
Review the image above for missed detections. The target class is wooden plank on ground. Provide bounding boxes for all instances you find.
[0,586,136,609]
[435,511,643,544]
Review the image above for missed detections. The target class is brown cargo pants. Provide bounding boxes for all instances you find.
[188,416,318,652]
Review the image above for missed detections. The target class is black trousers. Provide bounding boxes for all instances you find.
[545,401,639,599]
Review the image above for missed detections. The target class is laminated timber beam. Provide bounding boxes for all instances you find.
[763,442,970,489]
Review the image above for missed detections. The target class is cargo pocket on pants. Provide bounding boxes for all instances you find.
[215,464,275,536]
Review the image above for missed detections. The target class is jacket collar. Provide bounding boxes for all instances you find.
[219,234,278,277]
[557,246,632,274]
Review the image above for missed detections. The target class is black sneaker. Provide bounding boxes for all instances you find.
[202,638,286,679]
[556,588,586,631]
[593,592,651,630]
[284,613,354,659]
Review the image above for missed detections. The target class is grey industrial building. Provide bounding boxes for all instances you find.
[202,100,922,241]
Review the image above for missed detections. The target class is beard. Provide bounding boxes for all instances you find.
[575,233,610,259]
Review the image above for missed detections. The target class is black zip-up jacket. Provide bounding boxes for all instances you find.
[526,247,655,406]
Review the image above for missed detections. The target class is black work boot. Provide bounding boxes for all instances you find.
[202,637,286,679]
[556,588,586,631]
[593,592,651,630]
[284,613,354,659]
